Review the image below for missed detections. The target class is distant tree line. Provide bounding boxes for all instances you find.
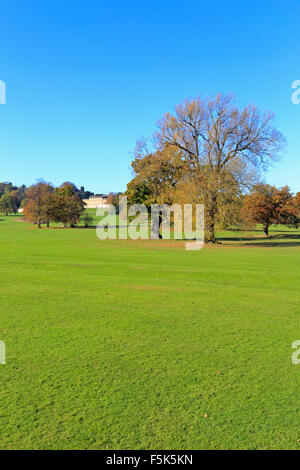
[22,181,86,228]
[0,182,103,213]
[0,181,106,226]
[0,180,96,227]
[3,178,300,237]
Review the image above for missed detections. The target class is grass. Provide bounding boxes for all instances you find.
[0,212,300,449]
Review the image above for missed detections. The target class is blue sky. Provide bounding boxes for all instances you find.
[0,0,299,194]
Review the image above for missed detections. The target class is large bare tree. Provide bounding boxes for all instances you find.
[136,93,285,242]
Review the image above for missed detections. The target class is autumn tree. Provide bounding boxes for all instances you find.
[134,93,285,242]
[50,184,85,227]
[23,182,54,227]
[0,191,18,215]
[126,146,186,237]
[174,164,246,230]
[241,184,298,236]
[284,192,300,226]
[126,180,151,207]
[128,145,185,206]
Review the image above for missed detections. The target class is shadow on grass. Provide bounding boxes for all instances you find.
[243,241,300,247]
[74,225,138,229]
[220,232,300,247]
[40,225,300,248]
[229,228,299,234]
[0,214,22,217]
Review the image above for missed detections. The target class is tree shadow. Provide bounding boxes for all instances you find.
[73,224,138,229]
[74,225,98,229]
[269,234,300,239]
[52,225,300,248]
[220,233,300,242]
[220,232,300,247]
[218,236,263,242]
[0,214,21,217]
[243,241,300,247]
[229,228,299,234]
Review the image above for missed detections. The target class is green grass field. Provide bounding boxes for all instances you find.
[1,212,300,449]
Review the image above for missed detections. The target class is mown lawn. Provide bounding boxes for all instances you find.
[0,213,300,449]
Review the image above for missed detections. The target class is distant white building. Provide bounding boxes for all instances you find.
[83,195,109,209]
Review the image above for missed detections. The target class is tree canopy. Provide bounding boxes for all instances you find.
[241,184,298,236]
[49,184,85,227]
[23,182,54,227]
[0,191,18,215]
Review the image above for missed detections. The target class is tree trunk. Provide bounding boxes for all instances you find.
[205,193,218,243]
[158,214,163,239]
[263,223,269,237]
[46,220,49,228]
[205,219,216,243]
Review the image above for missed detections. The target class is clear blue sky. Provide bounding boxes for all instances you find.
[0,0,299,194]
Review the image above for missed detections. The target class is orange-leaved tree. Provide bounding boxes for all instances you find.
[241,184,298,236]
[23,181,54,228]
